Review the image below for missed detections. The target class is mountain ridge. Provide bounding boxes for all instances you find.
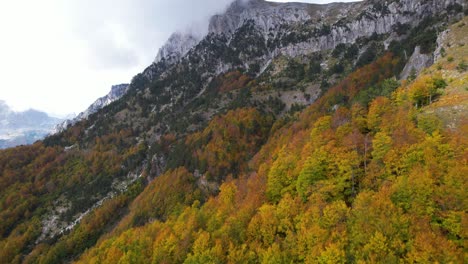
[53,83,129,134]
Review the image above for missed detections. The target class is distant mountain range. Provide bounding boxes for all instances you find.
[0,101,64,148]
[0,83,129,149]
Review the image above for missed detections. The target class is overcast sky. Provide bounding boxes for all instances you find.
[0,0,359,117]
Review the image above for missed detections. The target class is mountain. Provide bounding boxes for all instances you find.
[0,101,63,148]
[0,0,467,263]
[154,32,201,65]
[53,83,129,133]
[62,0,462,146]
[75,83,129,121]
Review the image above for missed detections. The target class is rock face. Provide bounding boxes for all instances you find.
[208,0,465,58]
[76,83,129,121]
[154,32,201,64]
[0,101,63,148]
[400,46,434,80]
[53,84,129,133]
[142,0,465,83]
[209,0,312,37]
[136,0,465,116]
[434,29,450,61]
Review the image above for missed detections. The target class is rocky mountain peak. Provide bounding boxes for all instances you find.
[154,32,201,64]
[53,83,129,134]
[208,0,313,37]
[108,84,129,100]
[76,83,129,121]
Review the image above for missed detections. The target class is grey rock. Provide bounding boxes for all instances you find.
[209,0,312,38]
[135,0,465,136]
[76,83,129,120]
[154,32,201,65]
[161,0,460,67]
[434,29,450,61]
[400,46,434,80]
[276,0,464,58]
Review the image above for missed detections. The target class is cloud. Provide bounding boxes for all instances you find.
[62,0,235,70]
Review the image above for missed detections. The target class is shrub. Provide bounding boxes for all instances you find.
[457,61,467,72]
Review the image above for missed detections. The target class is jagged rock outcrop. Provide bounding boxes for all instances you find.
[209,0,312,37]
[144,0,465,82]
[434,29,450,61]
[208,0,465,58]
[400,46,434,79]
[53,83,129,133]
[154,32,201,64]
[76,83,129,120]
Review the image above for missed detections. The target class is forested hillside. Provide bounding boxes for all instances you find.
[0,0,466,263]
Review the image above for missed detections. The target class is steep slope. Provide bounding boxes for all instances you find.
[0,0,466,263]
